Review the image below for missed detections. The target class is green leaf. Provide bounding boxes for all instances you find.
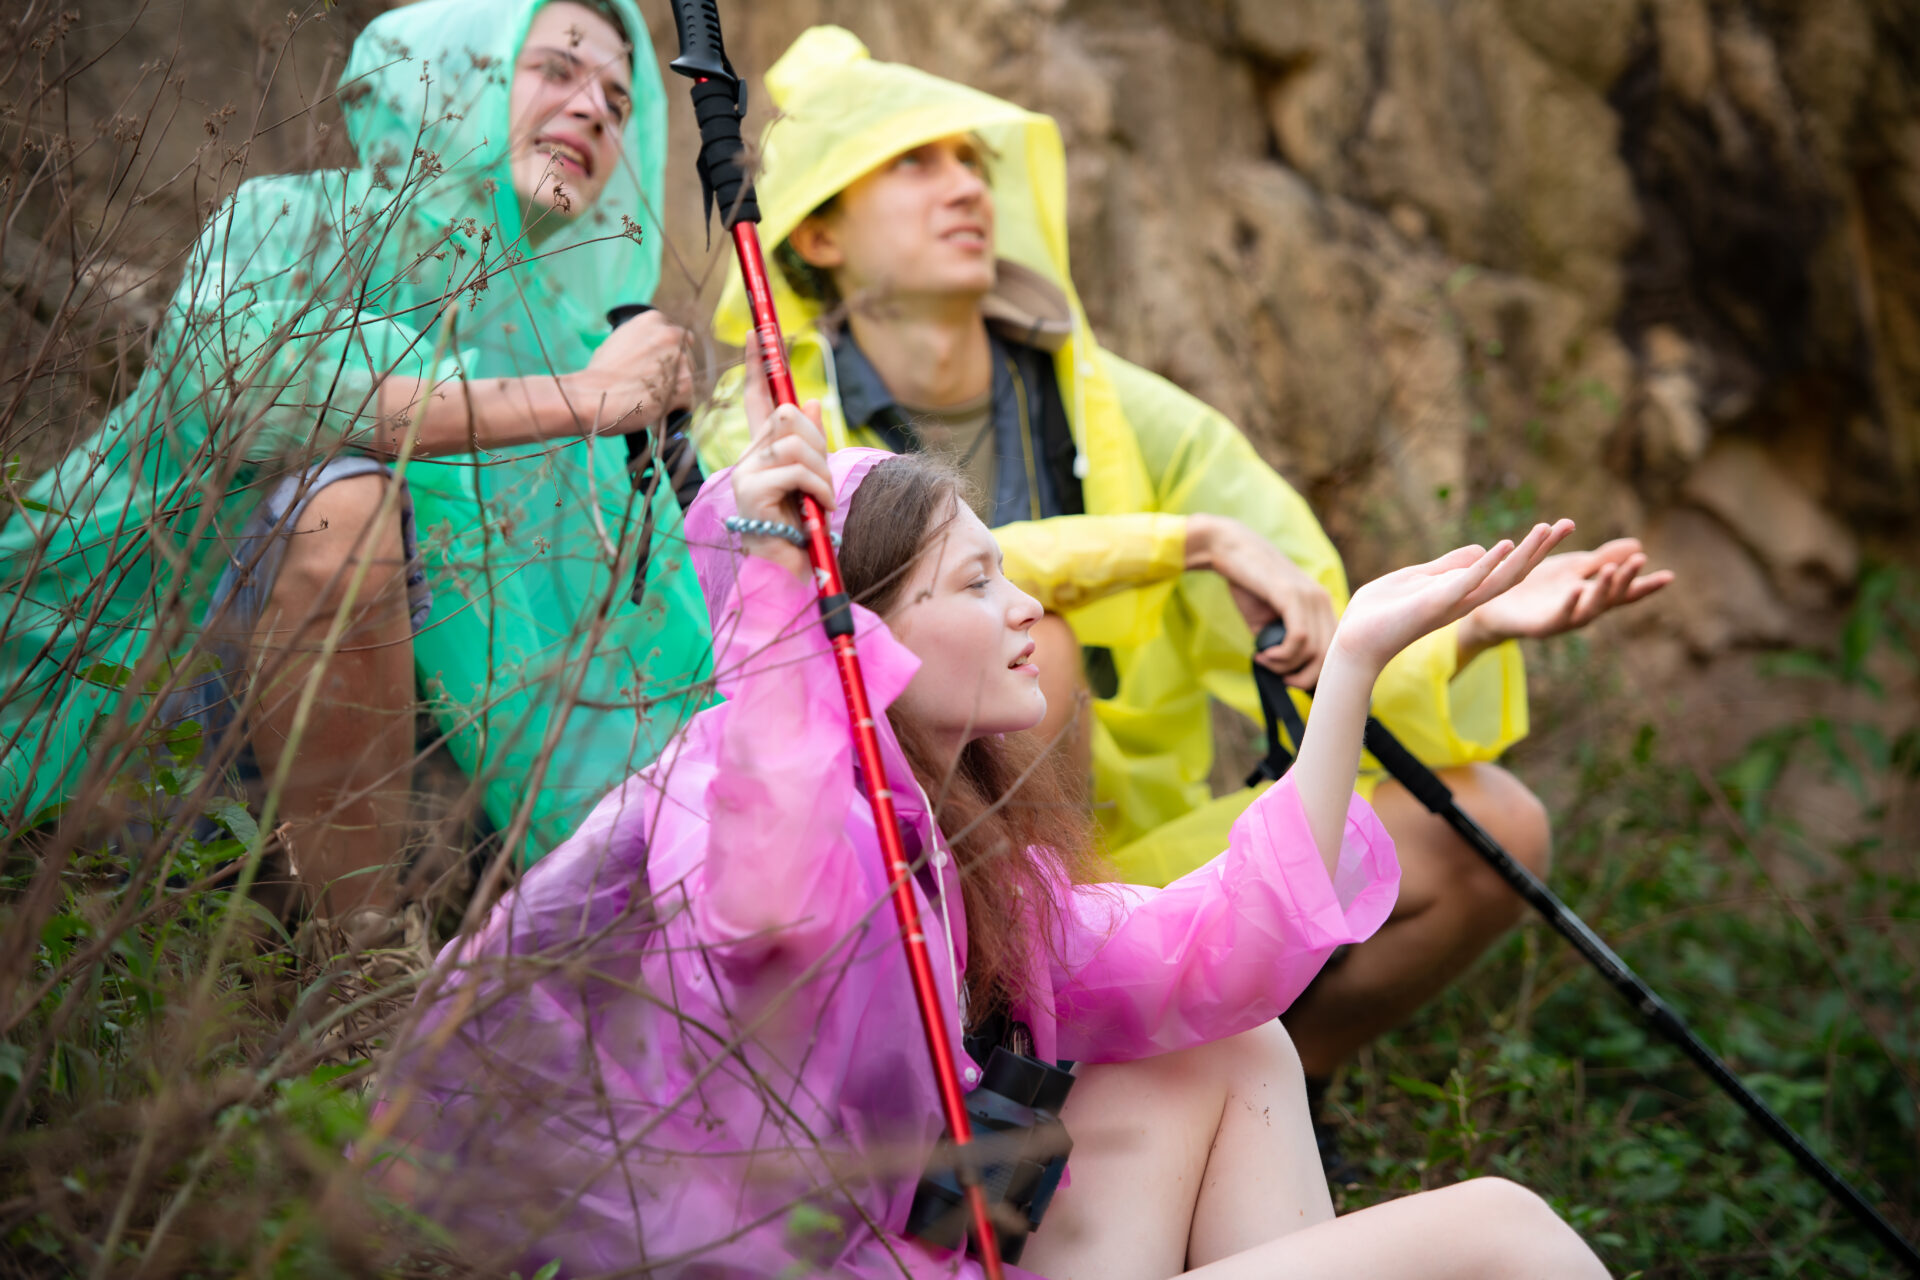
[1389,1074,1448,1101]
[160,719,202,766]
[231,892,291,945]
[143,653,222,695]
[204,796,260,846]
[0,1040,25,1087]
[78,662,134,690]
[1809,718,1866,803]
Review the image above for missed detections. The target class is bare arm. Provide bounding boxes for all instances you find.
[365,310,693,458]
[1292,522,1573,868]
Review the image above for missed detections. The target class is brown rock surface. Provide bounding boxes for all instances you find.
[1682,437,1861,608]
[1640,506,1791,656]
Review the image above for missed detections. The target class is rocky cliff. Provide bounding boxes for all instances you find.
[644,0,1920,776]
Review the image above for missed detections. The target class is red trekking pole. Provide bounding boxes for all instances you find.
[660,5,1007,1275]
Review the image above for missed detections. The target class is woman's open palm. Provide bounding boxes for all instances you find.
[1336,520,1576,672]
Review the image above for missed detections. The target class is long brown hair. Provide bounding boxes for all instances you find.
[838,454,1104,1030]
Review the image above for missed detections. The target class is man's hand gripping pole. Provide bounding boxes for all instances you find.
[662,5,1008,1275]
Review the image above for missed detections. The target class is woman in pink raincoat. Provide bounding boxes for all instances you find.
[376,384,1609,1280]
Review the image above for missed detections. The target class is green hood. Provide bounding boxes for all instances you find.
[0,0,713,860]
[338,0,667,365]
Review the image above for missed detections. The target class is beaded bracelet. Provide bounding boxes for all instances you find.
[723,514,840,550]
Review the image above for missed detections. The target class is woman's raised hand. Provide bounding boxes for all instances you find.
[1454,537,1674,664]
[1332,520,1577,675]
[729,339,832,575]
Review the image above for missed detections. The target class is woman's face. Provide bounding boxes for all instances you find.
[508,3,632,223]
[885,498,1047,745]
[794,135,997,304]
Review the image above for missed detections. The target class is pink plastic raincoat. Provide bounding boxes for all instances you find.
[378,449,1399,1278]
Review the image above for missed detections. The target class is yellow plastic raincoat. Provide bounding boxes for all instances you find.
[697,27,1529,881]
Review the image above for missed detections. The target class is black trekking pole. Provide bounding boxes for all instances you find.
[605,303,705,606]
[1248,620,1920,1276]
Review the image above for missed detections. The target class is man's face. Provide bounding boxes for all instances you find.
[796,135,997,305]
[507,2,632,224]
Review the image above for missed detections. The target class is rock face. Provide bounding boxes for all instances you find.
[9,0,1920,759]
[638,0,1916,689]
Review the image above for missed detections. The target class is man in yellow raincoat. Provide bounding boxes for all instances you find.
[696,26,1670,1166]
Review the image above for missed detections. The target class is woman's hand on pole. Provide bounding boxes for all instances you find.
[1453,537,1676,666]
[1289,519,1573,870]
[571,308,695,433]
[1185,513,1337,688]
[731,341,832,578]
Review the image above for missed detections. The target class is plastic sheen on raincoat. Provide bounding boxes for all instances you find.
[375,447,1399,1278]
[0,0,711,857]
[692,27,1530,886]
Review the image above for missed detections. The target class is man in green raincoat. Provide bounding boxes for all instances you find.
[0,0,712,931]
[697,26,1671,1164]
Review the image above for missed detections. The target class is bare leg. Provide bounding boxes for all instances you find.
[1178,1179,1609,1280]
[1019,1022,1330,1279]
[1022,1022,1604,1280]
[1031,612,1091,781]
[1283,763,1551,1077]
[245,473,415,919]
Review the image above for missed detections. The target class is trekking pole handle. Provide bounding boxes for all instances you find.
[1247,621,1307,787]
[665,0,757,229]
[665,0,732,83]
[606,303,697,606]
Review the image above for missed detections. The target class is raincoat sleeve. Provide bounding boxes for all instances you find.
[154,179,470,463]
[1048,776,1398,1062]
[693,556,917,973]
[993,513,1188,613]
[1101,351,1531,768]
[692,360,1193,613]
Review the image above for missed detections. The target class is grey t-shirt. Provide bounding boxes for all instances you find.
[899,389,995,516]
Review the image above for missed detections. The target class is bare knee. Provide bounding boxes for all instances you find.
[1440,1179,1607,1277]
[1030,612,1090,771]
[269,473,409,632]
[1441,764,1552,925]
[1214,1019,1307,1098]
[1032,614,1086,702]
[1470,765,1552,880]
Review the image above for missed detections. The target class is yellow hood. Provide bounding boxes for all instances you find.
[713,26,1068,347]
[710,25,1156,537]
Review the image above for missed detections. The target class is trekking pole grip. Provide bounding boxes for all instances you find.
[666,0,758,229]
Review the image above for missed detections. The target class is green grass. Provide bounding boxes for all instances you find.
[3,571,1916,1277]
[1331,567,1920,1278]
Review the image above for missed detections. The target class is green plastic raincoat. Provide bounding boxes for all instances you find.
[697,27,1531,882]
[0,0,712,859]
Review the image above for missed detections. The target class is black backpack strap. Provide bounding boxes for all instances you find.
[1011,342,1084,516]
